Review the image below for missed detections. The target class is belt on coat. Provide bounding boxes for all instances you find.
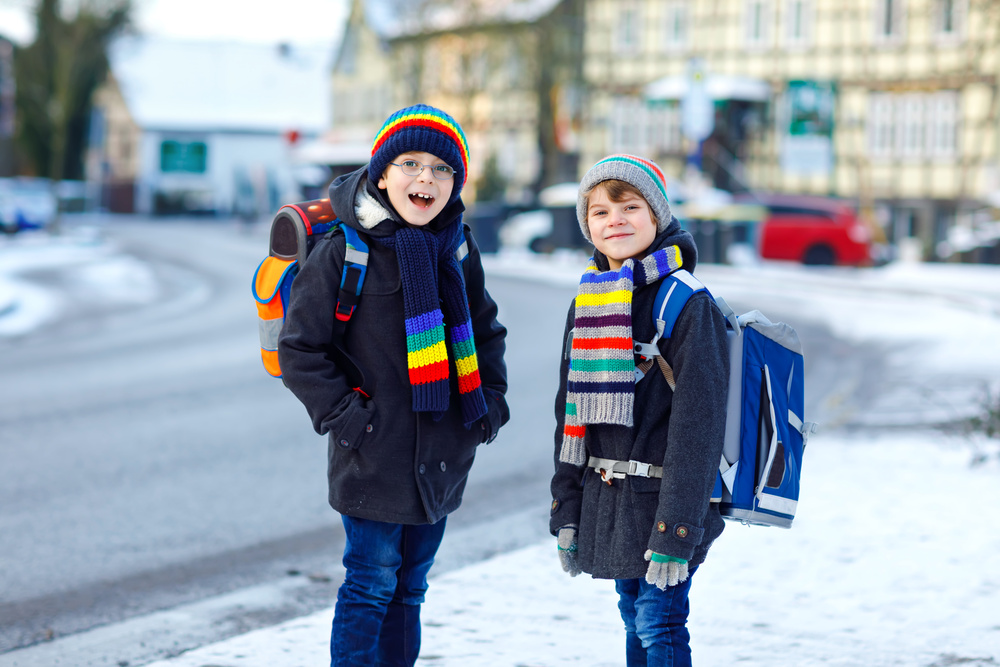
[587,456,663,485]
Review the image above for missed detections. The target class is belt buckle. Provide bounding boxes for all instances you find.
[628,460,651,478]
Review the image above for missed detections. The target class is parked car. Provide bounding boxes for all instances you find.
[737,193,874,266]
[0,177,58,234]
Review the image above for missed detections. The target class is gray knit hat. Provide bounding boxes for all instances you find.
[576,154,673,243]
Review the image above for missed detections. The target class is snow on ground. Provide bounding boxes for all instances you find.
[0,227,159,337]
[3,230,1000,666]
[135,431,1000,667]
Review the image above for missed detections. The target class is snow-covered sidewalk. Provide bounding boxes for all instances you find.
[134,433,999,667]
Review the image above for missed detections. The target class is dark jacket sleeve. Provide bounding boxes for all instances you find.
[277,234,375,448]
[462,227,510,443]
[549,300,584,535]
[647,293,729,560]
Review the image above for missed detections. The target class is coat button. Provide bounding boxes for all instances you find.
[366,424,373,433]
[439,461,447,472]
[675,526,689,539]
[657,521,666,533]
[339,439,349,448]
[418,464,426,475]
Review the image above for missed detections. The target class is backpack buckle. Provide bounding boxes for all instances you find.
[335,302,355,321]
[628,460,652,478]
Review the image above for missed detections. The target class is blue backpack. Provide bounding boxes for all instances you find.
[635,269,817,528]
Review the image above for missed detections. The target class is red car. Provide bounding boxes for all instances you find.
[741,194,874,266]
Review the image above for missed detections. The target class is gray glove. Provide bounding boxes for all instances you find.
[644,550,689,590]
[557,527,581,577]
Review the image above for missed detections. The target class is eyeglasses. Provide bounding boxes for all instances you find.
[389,159,455,180]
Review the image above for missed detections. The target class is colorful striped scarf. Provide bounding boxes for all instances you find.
[379,222,487,427]
[559,247,684,466]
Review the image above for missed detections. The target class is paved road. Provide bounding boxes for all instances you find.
[0,218,873,664]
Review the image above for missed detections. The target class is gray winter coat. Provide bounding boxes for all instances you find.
[278,167,509,525]
[549,220,729,579]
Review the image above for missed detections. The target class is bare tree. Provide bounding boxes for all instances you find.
[14,0,131,183]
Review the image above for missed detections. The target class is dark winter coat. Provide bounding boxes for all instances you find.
[278,167,509,525]
[549,220,729,579]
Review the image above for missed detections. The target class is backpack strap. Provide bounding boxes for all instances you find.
[335,224,369,322]
[633,269,709,385]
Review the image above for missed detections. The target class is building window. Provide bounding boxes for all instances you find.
[744,0,772,48]
[868,93,895,158]
[611,97,646,154]
[663,2,689,52]
[160,140,206,173]
[505,43,523,89]
[648,102,683,153]
[616,3,641,53]
[928,91,958,157]
[785,0,813,47]
[611,98,683,156]
[933,0,966,41]
[897,94,925,157]
[867,90,959,160]
[874,0,906,44]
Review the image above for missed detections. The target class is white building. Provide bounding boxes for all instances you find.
[89,37,333,215]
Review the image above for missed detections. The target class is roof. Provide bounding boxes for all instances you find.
[109,36,334,133]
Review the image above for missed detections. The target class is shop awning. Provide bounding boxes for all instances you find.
[645,73,771,103]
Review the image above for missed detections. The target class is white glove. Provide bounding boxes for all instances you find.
[557,527,581,577]
[644,549,689,590]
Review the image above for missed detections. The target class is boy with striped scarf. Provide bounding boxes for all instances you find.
[279,105,509,667]
[549,155,729,666]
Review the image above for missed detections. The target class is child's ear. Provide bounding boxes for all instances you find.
[377,174,388,190]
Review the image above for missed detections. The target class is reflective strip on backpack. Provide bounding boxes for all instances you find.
[345,241,368,265]
[258,316,283,352]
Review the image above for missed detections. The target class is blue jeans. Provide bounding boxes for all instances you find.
[330,515,448,667]
[615,566,697,667]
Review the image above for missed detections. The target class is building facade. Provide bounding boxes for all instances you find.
[580,0,999,259]
[326,0,584,204]
[89,38,332,215]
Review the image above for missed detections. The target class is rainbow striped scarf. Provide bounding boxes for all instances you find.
[381,222,487,427]
[559,247,684,466]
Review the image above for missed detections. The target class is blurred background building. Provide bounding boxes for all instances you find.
[88,38,331,216]
[2,0,999,262]
[577,0,999,262]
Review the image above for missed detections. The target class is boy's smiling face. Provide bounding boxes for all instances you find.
[586,183,657,270]
[377,151,455,227]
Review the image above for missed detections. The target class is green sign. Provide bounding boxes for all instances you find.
[782,80,836,175]
[160,140,207,173]
[787,80,835,138]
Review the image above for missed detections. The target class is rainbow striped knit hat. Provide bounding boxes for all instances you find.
[369,104,470,204]
[576,154,673,243]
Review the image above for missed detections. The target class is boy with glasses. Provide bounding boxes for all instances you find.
[278,104,509,667]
